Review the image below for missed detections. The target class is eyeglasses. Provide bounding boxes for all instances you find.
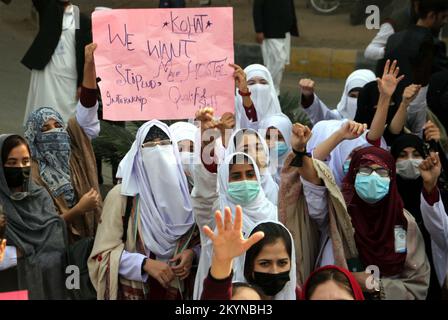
[141,140,172,148]
[358,166,390,178]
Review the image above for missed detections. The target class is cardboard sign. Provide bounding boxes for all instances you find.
[92,8,235,121]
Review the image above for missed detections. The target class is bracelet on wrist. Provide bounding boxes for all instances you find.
[291,148,311,168]
[238,89,251,97]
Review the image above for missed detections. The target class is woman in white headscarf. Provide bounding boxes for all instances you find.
[169,121,198,191]
[233,64,282,130]
[306,119,387,187]
[193,152,278,299]
[88,120,198,300]
[299,69,376,125]
[224,128,279,205]
[259,113,293,185]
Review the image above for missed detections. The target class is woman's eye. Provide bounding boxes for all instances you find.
[259,262,269,267]
[278,260,288,267]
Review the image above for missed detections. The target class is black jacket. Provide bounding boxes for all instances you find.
[253,0,299,39]
[21,0,92,86]
[376,26,437,92]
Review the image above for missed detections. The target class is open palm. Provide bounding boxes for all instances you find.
[377,60,404,97]
[203,206,265,262]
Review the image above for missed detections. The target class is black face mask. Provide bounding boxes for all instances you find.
[3,167,31,189]
[252,270,290,297]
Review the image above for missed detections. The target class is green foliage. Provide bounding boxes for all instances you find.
[92,121,135,166]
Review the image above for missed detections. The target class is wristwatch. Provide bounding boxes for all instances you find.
[141,258,148,275]
[291,148,311,168]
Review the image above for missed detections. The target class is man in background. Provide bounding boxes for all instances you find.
[21,0,92,124]
[253,0,299,96]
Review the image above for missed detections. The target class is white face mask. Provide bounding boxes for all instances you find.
[179,151,195,177]
[396,158,423,180]
[141,145,181,190]
[343,97,358,120]
[248,83,272,109]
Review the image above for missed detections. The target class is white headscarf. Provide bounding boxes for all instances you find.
[169,121,198,145]
[193,152,278,299]
[307,119,387,186]
[118,120,194,260]
[233,220,297,300]
[336,69,376,120]
[235,64,282,130]
[259,113,293,184]
[224,128,279,205]
[169,121,198,181]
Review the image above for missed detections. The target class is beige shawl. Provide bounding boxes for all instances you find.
[380,210,431,300]
[89,184,199,300]
[278,153,358,285]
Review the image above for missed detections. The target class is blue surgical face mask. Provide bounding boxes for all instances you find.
[227,180,260,205]
[272,141,289,158]
[343,159,351,176]
[354,172,390,204]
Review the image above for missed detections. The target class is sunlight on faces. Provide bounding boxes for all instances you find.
[252,239,290,275]
[247,76,269,86]
[41,118,63,132]
[397,147,423,163]
[309,280,355,301]
[235,133,268,172]
[4,144,31,168]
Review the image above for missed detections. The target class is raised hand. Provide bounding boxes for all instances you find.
[195,107,220,133]
[299,79,315,98]
[229,63,249,93]
[337,121,367,141]
[423,120,441,143]
[84,43,97,65]
[377,60,405,98]
[419,152,442,194]
[217,112,236,131]
[291,123,312,152]
[203,206,265,264]
[402,84,421,106]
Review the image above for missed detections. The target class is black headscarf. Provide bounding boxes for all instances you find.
[390,133,441,299]
[0,134,68,299]
[144,126,170,143]
[427,70,448,128]
[354,80,402,128]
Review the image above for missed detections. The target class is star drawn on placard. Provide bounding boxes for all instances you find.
[162,21,169,28]
[206,20,213,28]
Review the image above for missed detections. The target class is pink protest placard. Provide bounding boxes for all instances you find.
[92,8,235,121]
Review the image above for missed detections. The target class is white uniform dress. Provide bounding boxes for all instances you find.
[261,33,291,96]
